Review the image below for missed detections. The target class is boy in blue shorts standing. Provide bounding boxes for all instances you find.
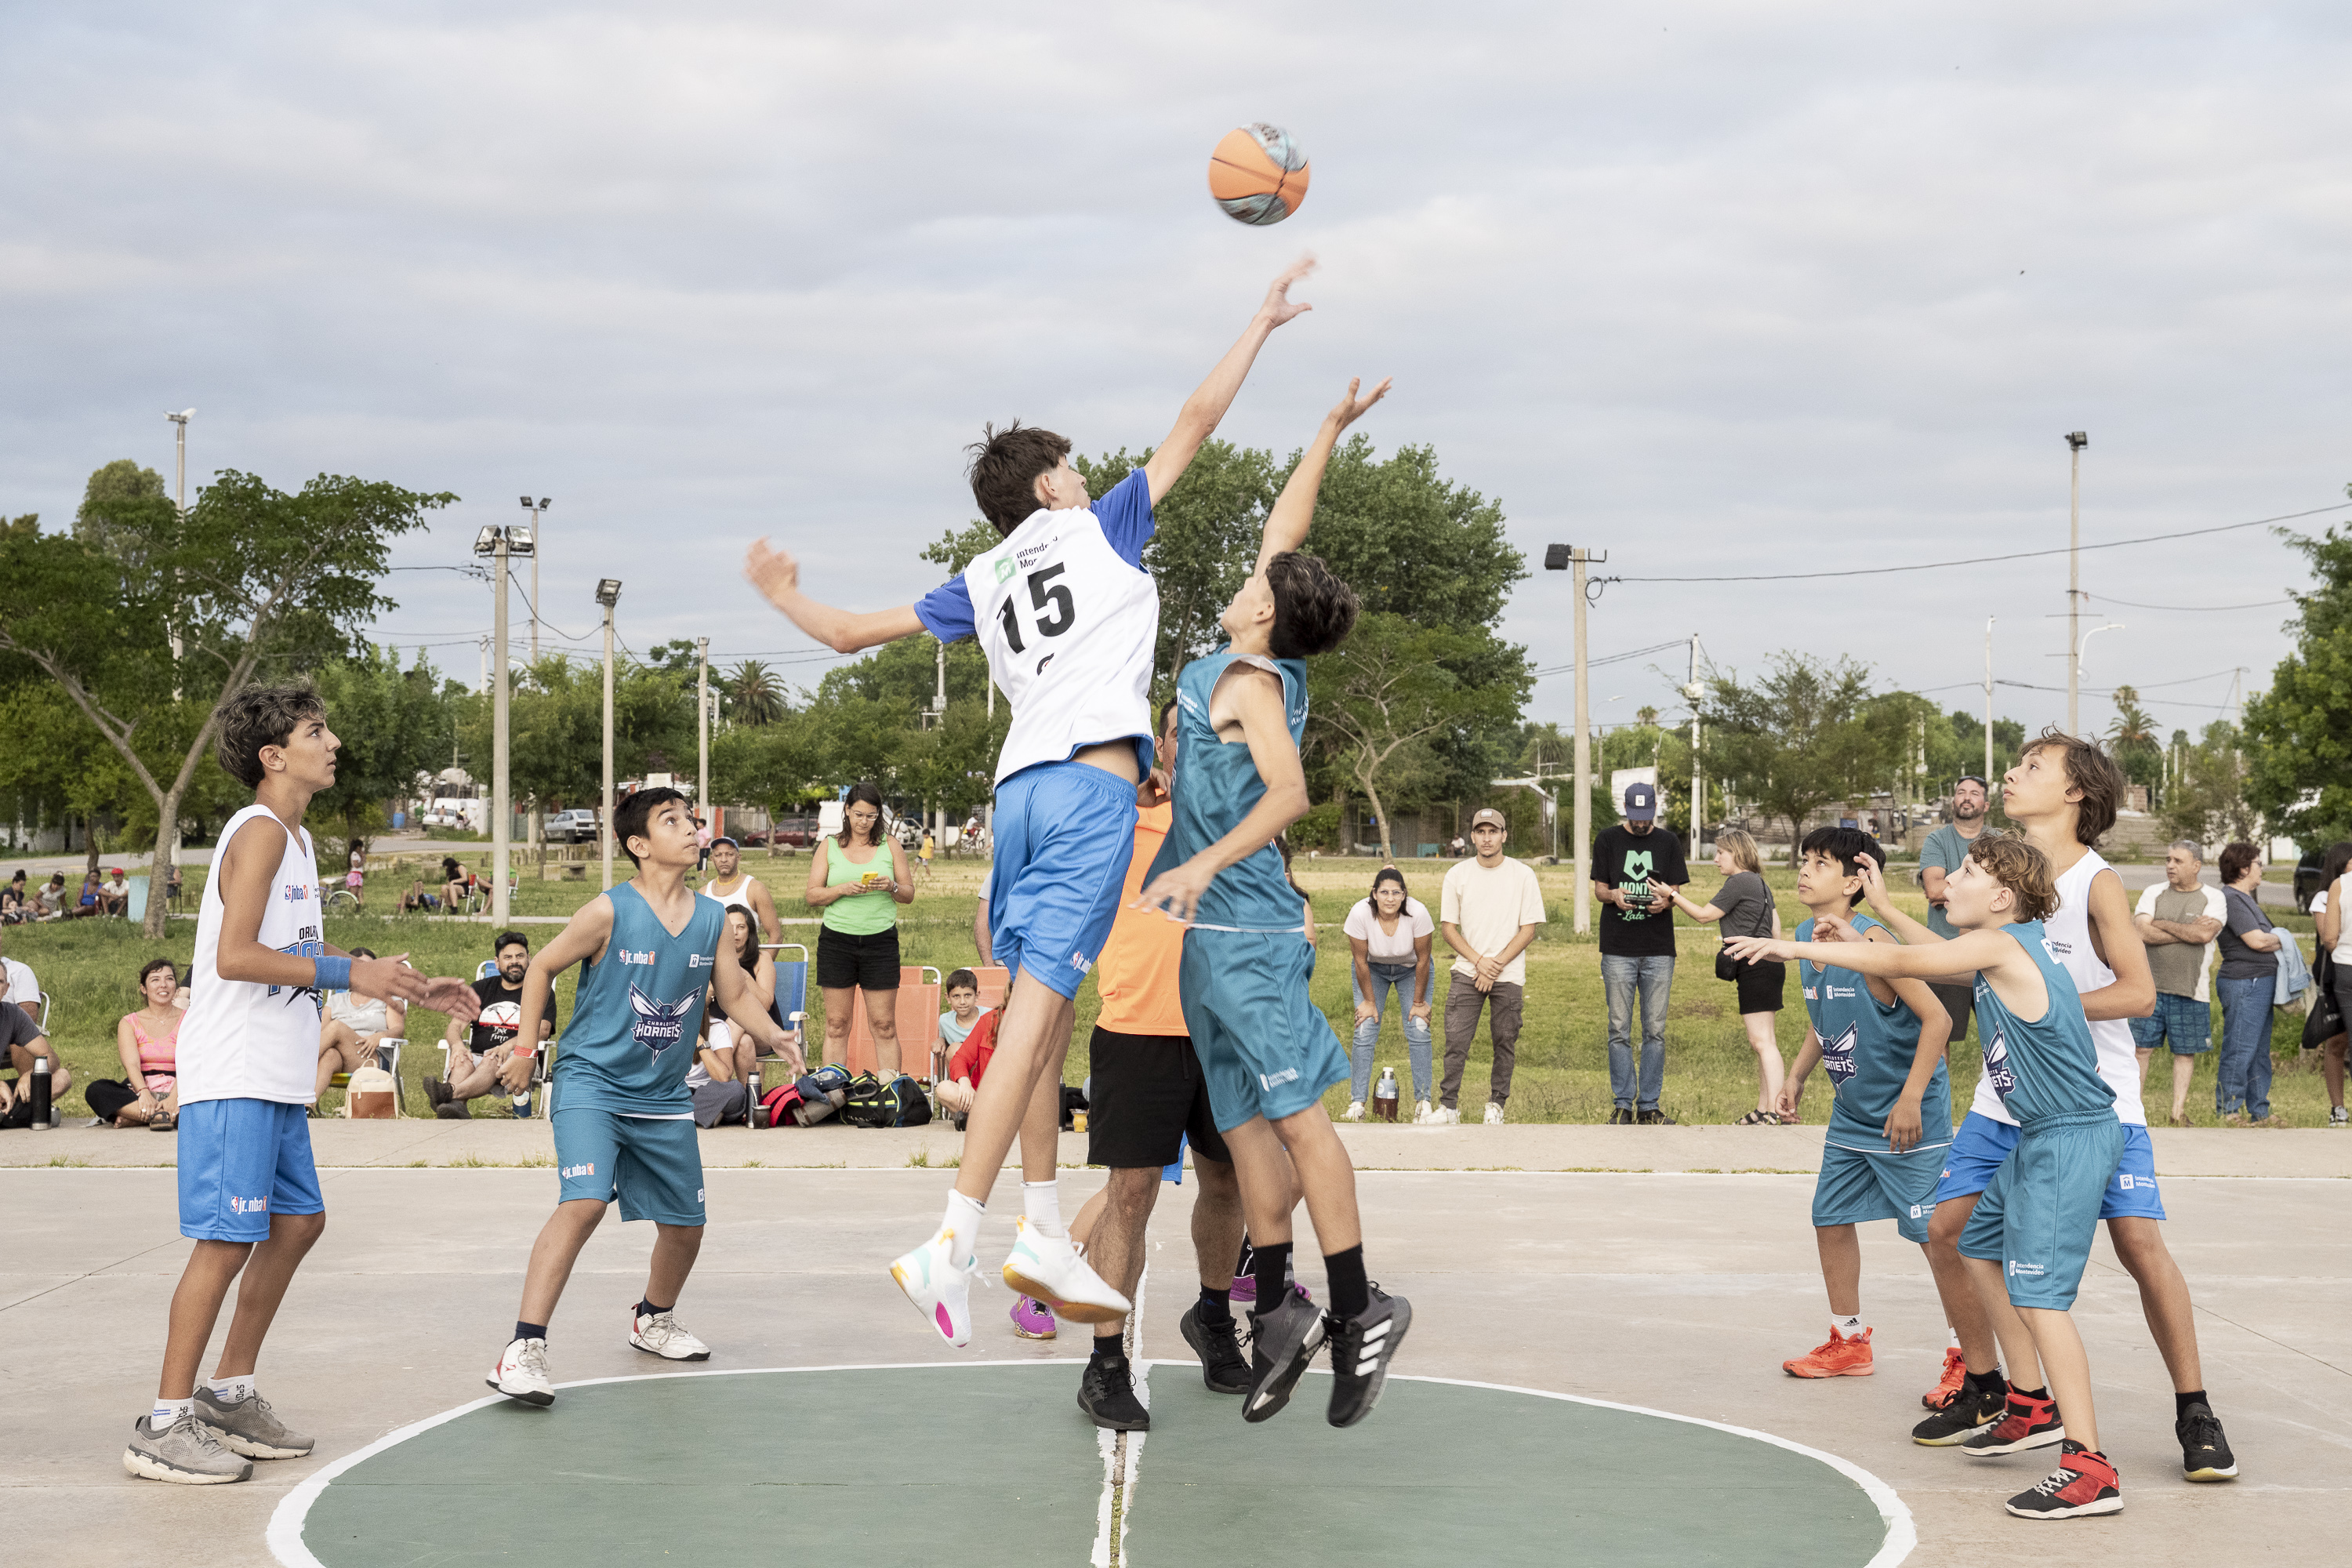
[126,685,480,1484]
[1769,829,1990,1406]
[1733,836,2128,1519]
[485,788,803,1406]
[746,260,1319,1347]
[1136,374,1410,1429]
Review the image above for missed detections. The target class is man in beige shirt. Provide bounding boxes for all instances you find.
[1436,808,1548,1125]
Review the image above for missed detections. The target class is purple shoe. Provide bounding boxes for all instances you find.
[1228,1274,1258,1308]
[1010,1295,1057,1340]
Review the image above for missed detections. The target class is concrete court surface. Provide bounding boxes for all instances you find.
[4,1162,2347,1567]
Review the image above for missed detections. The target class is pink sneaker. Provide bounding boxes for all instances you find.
[1228,1274,1258,1308]
[1009,1295,1057,1340]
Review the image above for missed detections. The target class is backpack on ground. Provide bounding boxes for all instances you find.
[843,1072,933,1129]
[756,1083,804,1130]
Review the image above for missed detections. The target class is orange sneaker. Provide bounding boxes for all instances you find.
[1922,1345,1968,1410]
[1783,1325,1874,1377]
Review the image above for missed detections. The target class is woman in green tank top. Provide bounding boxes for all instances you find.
[805,782,916,1074]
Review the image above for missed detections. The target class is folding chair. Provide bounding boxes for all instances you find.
[328,1037,406,1115]
[437,1038,551,1116]
[846,966,942,1081]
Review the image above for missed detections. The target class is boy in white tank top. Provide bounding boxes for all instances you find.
[124,686,479,1489]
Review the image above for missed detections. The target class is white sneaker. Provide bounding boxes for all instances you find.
[1342,1101,1366,1122]
[1411,1100,1433,1123]
[487,1337,554,1406]
[1430,1105,1461,1125]
[1484,1102,1504,1126]
[891,1225,979,1348]
[630,1308,711,1361]
[1001,1216,1131,1326]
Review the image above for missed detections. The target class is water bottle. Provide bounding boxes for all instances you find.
[1373,1066,1399,1123]
[30,1054,53,1130]
[748,1062,767,1129]
[510,1045,533,1119]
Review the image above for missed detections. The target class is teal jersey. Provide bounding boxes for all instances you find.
[1798,913,1953,1152]
[1972,920,2115,1127]
[1148,649,1310,933]
[554,881,727,1115]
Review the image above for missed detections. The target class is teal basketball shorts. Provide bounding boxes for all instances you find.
[553,1106,706,1225]
[1958,1109,2125,1310]
[1811,1138,1950,1244]
[1179,927,1349,1132]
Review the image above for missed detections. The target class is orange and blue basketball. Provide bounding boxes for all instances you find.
[1207,123,1310,226]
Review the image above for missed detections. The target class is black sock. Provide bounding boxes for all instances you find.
[1323,1245,1370,1320]
[1234,1236,1254,1279]
[1970,1368,2009,1400]
[514,1321,547,1343]
[2013,1385,2049,1403]
[2175,1389,2209,1420]
[1091,1332,1124,1365]
[636,1298,671,1320]
[1196,1284,1232,1329]
[1251,1241,1291,1312]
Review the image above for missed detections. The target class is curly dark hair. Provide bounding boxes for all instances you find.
[214,683,326,789]
[966,422,1072,536]
[1266,550,1359,659]
[1969,836,2060,924]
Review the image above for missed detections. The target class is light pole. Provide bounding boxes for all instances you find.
[163,408,193,879]
[1684,633,1703,856]
[597,579,622,891]
[697,637,711,855]
[474,522,535,922]
[2065,432,2087,734]
[1983,617,1995,787]
[1544,543,1602,935]
[2077,622,2125,716]
[520,497,550,662]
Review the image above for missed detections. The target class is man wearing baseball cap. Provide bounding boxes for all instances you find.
[1434,807,1548,1124]
[1916,775,1997,1045]
[1594,781,1687,1124]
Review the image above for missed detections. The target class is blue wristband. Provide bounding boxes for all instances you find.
[314,954,354,993]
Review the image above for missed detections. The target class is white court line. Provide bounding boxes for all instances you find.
[267,1356,1911,1568]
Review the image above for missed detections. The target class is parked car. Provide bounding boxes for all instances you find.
[2296,847,2327,913]
[768,815,819,848]
[544,809,599,844]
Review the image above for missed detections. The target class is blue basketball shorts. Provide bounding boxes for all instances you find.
[176,1098,324,1243]
[554,1107,706,1225]
[1181,927,1349,1132]
[1933,1110,2165,1221]
[1812,1138,1951,1244]
[1958,1109,2125,1310]
[986,760,1139,1000]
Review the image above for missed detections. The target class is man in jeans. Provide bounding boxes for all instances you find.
[1594,782,1686,1124]
[2132,840,2227,1126]
[1436,808,1548,1125]
[1917,775,1997,1044]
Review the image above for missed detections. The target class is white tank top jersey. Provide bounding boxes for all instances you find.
[699,874,760,914]
[176,803,327,1106]
[1966,846,2146,1127]
[914,470,1159,785]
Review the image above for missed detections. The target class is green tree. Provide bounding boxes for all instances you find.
[725,659,785,725]
[2163,721,2260,848]
[2107,684,2165,796]
[1704,652,1896,845]
[310,644,456,857]
[2245,524,2352,846]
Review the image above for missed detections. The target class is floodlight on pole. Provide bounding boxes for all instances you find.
[519,496,550,663]
[597,579,621,890]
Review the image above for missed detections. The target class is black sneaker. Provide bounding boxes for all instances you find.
[434,1100,471,1119]
[1960,1390,2065,1457]
[423,1076,450,1109]
[1609,1107,1634,1126]
[2176,1402,2238,1481]
[1179,1304,1250,1395]
[1914,1377,2006,1446]
[2005,1439,2122,1519]
[1325,1284,1412,1428]
[1076,1356,1149,1432]
[1636,1108,1677,1126]
[1241,1283,1327,1424]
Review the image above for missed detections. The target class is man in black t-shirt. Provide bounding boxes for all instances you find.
[1591,782,1687,1125]
[427,931,550,1117]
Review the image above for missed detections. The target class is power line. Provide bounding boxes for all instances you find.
[1530,637,1688,679]
[2085,592,2293,613]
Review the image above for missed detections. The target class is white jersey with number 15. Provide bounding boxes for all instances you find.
[915,469,1159,784]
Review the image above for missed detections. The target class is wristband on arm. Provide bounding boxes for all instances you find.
[313,954,353,993]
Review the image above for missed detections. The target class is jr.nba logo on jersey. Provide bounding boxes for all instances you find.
[628,986,694,1060]
[1821,1024,1858,1083]
[1981,1029,2016,1102]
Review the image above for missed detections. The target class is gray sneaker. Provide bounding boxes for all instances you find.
[122,1412,253,1485]
[194,1387,314,1459]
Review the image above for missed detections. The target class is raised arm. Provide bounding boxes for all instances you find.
[742,543,927,655]
[1255,376,1392,572]
[1143,257,1319,504]
[1852,854,1944,948]
[713,958,803,1073]
[1726,924,2016,984]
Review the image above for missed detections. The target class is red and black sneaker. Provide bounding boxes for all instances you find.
[2005,1439,2122,1519]
[1959,1388,2065,1457]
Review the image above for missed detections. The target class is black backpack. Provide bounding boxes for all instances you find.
[842,1072,934,1129]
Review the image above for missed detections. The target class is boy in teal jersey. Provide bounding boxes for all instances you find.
[1731,835,2128,1520]
[1134,376,1411,1430]
[1768,828,1982,1403]
[485,788,804,1407]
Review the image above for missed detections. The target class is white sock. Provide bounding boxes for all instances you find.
[1833,1314,1864,1339]
[1022,1179,1065,1239]
[207,1374,256,1404]
[151,1397,193,1429]
[1948,1326,1962,1350]
[941,1190,985,1267]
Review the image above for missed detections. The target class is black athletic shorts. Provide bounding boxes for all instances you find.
[1087,1026,1230,1171]
[1733,958,1786,1014]
[816,925,901,991]
[1928,980,1975,1044]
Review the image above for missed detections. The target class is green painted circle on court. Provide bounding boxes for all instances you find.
[285,1363,1902,1567]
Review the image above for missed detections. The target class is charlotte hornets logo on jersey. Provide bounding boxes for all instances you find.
[1981,1028,2016,1102]
[1820,1023,1858,1083]
[628,985,695,1061]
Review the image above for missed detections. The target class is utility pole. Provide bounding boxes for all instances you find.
[520,497,550,662]
[597,579,621,891]
[2065,431,2088,735]
[164,409,193,885]
[1685,633,1703,856]
[475,523,533,922]
[697,637,711,854]
[1984,617,1994,788]
[1544,544,1602,935]
[932,637,949,848]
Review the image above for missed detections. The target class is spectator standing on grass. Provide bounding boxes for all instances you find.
[426,931,552,1117]
[89,959,186,1128]
[1656,826,1788,1123]
[1343,866,1435,1123]
[1436,807,1548,1126]
[2212,841,2283,1127]
[2132,840,2230,1126]
[1917,775,1997,1045]
[314,946,405,1103]
[1593,782,1687,1125]
[806,781,915,1073]
[343,843,366,910]
[2309,840,2352,1128]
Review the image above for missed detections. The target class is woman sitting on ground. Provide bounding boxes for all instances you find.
[397,878,441,914]
[1654,826,1789,1124]
[316,946,405,1102]
[89,959,185,1129]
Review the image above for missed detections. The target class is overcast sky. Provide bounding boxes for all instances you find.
[7,2,2347,749]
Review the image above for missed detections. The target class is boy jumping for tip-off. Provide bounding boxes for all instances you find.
[485,787,803,1406]
[1731,836,2128,1519]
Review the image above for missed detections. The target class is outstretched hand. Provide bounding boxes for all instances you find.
[1327,376,1392,434]
[1722,935,1798,967]
[743,539,800,608]
[1259,255,1317,328]
[1810,910,1858,945]
[1133,859,1216,924]
[419,975,485,1022]
[1853,852,1893,912]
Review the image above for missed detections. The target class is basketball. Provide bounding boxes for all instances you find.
[1207,122,1310,226]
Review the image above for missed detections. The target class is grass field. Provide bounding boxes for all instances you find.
[7,848,2339,1130]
